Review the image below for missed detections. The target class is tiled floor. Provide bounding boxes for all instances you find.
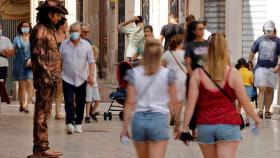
[0,102,280,158]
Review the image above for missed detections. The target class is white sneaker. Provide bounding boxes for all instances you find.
[75,125,83,133]
[66,124,74,134]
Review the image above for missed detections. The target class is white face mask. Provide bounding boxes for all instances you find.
[0,29,2,37]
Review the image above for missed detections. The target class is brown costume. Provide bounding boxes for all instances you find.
[30,0,68,154]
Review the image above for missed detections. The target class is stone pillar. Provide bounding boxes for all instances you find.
[274,79,280,118]
[225,0,243,64]
[188,0,203,19]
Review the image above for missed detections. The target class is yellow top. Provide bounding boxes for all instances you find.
[239,67,254,86]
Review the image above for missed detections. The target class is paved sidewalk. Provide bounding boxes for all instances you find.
[0,102,280,158]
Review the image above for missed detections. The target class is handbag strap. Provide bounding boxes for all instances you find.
[201,67,235,105]
[137,71,158,100]
[170,51,187,75]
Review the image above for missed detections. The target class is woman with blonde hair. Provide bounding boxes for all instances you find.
[181,33,261,158]
[121,38,181,158]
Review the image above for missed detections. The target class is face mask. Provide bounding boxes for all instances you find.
[70,32,80,40]
[21,27,30,33]
[265,30,274,37]
[0,29,2,37]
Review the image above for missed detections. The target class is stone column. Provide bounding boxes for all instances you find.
[225,0,243,64]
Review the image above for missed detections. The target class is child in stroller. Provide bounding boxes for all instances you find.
[104,61,134,120]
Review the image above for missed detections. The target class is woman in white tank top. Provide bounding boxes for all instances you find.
[121,38,181,158]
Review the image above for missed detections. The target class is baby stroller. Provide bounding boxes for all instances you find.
[103,61,133,121]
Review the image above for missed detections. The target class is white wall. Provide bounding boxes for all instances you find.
[267,0,280,31]
[125,0,141,19]
[150,0,169,38]
[226,0,243,63]
[189,0,203,19]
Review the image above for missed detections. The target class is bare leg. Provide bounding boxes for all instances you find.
[134,142,149,158]
[148,140,168,158]
[86,101,91,117]
[216,141,240,158]
[91,100,100,114]
[265,87,273,112]
[257,87,265,118]
[18,80,27,112]
[199,144,217,158]
[55,79,63,119]
[26,80,33,108]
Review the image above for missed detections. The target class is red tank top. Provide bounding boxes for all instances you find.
[196,68,242,125]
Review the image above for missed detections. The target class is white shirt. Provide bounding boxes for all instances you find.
[163,50,187,101]
[204,29,212,40]
[126,66,176,114]
[163,50,187,79]
[0,36,13,67]
[119,25,145,58]
[60,39,95,87]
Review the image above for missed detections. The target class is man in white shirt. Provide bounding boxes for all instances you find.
[0,24,15,82]
[117,16,145,61]
[60,22,95,134]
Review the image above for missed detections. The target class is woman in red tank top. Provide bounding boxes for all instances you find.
[181,33,261,158]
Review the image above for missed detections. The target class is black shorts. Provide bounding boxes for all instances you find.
[0,67,8,82]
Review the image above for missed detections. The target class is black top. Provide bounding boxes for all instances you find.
[160,23,184,51]
[185,40,209,70]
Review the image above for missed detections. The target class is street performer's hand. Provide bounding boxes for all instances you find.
[87,74,94,86]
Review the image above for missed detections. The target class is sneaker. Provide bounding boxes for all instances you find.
[85,117,91,123]
[75,125,83,133]
[66,124,74,134]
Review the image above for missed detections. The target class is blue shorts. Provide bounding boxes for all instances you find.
[132,112,169,142]
[197,124,241,144]
[245,86,254,99]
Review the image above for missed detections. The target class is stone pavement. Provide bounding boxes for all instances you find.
[0,102,280,158]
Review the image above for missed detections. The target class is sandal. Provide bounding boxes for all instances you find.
[55,115,64,120]
[89,112,99,122]
[19,107,24,112]
[23,109,29,114]
[31,149,63,158]
[258,111,263,119]
[265,112,272,119]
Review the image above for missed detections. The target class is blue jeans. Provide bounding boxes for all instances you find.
[63,80,87,125]
[197,124,241,144]
[132,112,169,142]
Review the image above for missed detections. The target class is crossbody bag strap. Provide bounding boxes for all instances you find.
[201,67,235,104]
[137,72,158,100]
[170,51,187,75]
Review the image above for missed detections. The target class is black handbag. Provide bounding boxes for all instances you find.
[201,67,245,130]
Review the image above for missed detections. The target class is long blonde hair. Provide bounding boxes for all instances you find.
[207,33,229,81]
[143,38,163,75]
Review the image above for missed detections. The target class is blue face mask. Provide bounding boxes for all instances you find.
[21,27,29,33]
[70,32,80,40]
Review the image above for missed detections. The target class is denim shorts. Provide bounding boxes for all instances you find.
[132,112,169,142]
[245,86,254,99]
[197,124,241,144]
